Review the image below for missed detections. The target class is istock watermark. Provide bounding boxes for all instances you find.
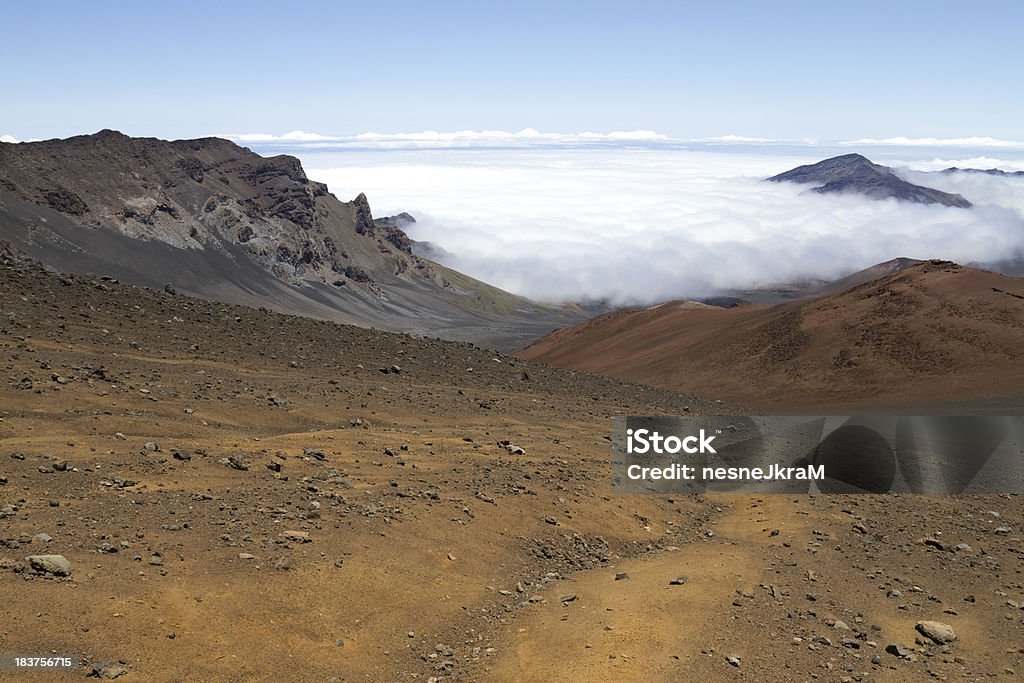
[611,415,1024,494]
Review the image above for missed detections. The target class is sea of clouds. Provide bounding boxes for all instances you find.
[244,132,1024,304]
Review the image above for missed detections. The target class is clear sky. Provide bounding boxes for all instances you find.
[1,0,1020,142]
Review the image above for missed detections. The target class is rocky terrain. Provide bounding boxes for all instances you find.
[768,154,972,208]
[519,260,1024,412]
[1,247,1022,682]
[0,131,585,350]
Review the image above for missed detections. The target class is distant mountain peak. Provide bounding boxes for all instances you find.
[768,154,972,208]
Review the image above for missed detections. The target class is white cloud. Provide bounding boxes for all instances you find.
[842,136,1024,149]
[220,128,679,149]
[302,147,1024,304]
[0,134,19,144]
[227,130,335,142]
[689,134,780,143]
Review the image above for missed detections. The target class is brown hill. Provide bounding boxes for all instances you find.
[728,257,923,305]
[519,260,1024,412]
[0,131,583,349]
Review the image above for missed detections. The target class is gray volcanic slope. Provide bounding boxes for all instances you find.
[768,153,972,207]
[0,130,584,350]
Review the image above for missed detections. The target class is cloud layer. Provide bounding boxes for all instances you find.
[229,129,1024,153]
[841,136,1024,149]
[301,147,1024,304]
[223,128,676,149]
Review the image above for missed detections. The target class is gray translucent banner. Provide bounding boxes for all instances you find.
[611,416,1024,494]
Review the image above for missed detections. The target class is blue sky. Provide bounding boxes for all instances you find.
[1,0,1020,142]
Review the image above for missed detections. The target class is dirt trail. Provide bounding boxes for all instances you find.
[487,496,812,681]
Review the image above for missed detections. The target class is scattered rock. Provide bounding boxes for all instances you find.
[497,440,525,455]
[886,643,913,658]
[26,554,72,576]
[915,620,956,645]
[89,662,129,679]
[225,455,248,471]
[918,537,946,551]
[280,530,311,543]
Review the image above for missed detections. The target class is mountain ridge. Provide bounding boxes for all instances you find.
[768,153,973,207]
[0,130,584,349]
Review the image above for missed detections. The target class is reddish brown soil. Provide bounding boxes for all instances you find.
[519,261,1024,412]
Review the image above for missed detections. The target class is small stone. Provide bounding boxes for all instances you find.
[33,533,53,544]
[918,537,945,550]
[238,553,255,560]
[280,530,311,543]
[26,554,72,576]
[669,576,688,585]
[886,643,912,658]
[726,654,741,667]
[91,662,129,679]
[144,442,160,452]
[915,621,956,645]
[615,572,629,581]
[225,455,248,471]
